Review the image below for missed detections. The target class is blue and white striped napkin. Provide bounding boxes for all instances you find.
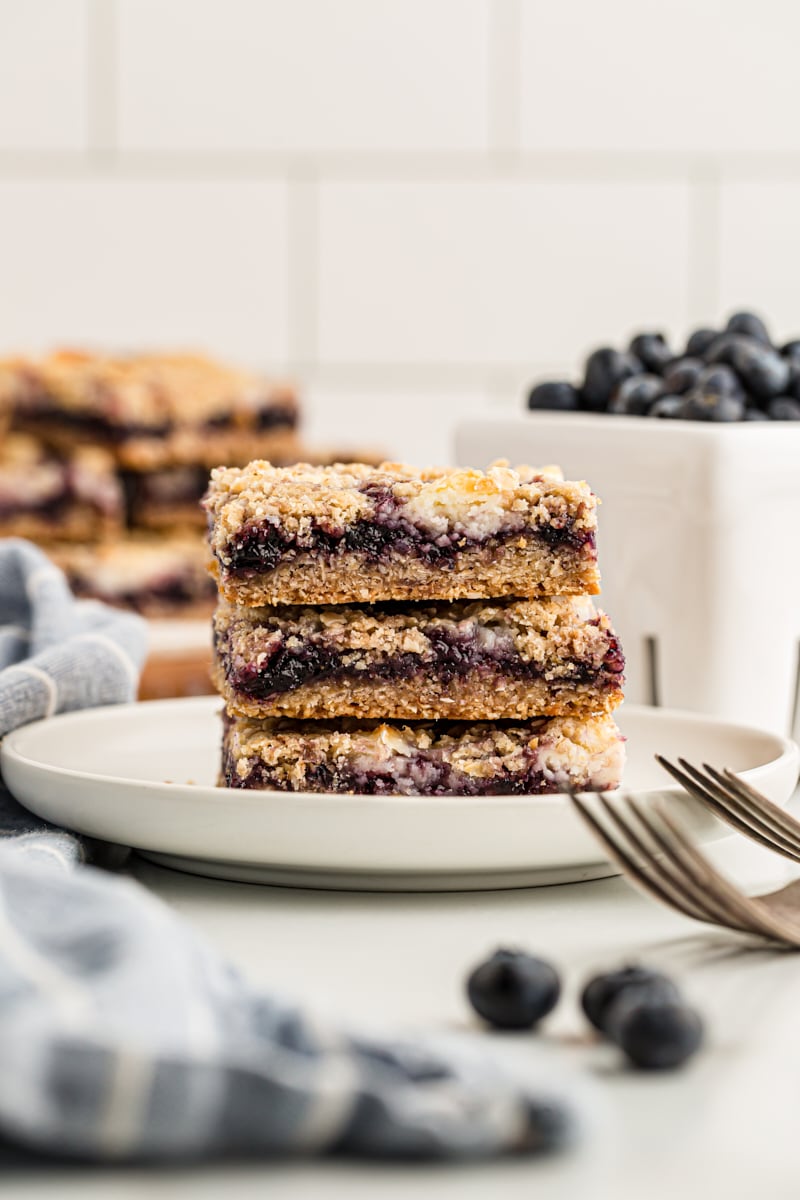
[0,540,580,1164]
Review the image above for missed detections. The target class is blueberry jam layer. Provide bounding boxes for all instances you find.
[121,467,208,515]
[0,490,72,521]
[223,750,589,797]
[221,624,624,699]
[224,516,595,574]
[22,405,170,443]
[204,405,297,432]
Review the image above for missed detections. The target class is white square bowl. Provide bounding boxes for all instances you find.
[455,414,800,736]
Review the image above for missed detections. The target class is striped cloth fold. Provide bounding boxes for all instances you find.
[0,539,581,1164]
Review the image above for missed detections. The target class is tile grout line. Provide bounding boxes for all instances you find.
[286,170,320,375]
[488,0,521,154]
[5,149,800,183]
[687,161,722,325]
[86,0,117,162]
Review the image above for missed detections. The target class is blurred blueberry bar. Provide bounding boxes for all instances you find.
[1,349,300,465]
[204,460,600,607]
[51,535,215,619]
[213,595,624,721]
[0,349,300,534]
[221,710,626,796]
[123,448,388,533]
[0,433,123,542]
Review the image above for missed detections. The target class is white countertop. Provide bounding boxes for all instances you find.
[9,829,800,1200]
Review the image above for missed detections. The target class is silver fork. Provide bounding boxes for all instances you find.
[570,790,800,946]
[656,756,800,865]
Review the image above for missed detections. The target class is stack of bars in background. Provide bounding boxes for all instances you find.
[206,460,627,795]
[0,349,301,618]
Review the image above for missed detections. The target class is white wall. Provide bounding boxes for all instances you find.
[1,0,799,462]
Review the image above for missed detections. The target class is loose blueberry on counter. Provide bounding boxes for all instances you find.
[767,397,800,420]
[580,965,680,1034]
[527,381,581,411]
[611,997,704,1071]
[725,309,771,346]
[729,337,789,400]
[628,332,673,374]
[780,339,800,361]
[467,948,561,1030]
[581,348,642,410]
[663,356,703,394]
[685,327,718,358]
[648,394,684,419]
[608,373,664,415]
[743,407,770,420]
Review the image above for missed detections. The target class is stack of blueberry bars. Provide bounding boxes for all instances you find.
[205,459,626,796]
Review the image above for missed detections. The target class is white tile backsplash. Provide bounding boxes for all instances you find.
[0,0,88,150]
[520,0,800,154]
[305,384,491,466]
[719,181,800,343]
[1,0,800,454]
[0,180,289,365]
[317,180,691,366]
[117,0,490,152]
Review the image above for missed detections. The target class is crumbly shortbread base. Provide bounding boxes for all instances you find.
[221,710,625,796]
[16,421,301,472]
[213,595,624,719]
[210,539,600,605]
[130,502,207,532]
[117,428,301,471]
[0,507,119,544]
[215,666,619,720]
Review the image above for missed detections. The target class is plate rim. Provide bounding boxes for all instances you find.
[2,695,797,808]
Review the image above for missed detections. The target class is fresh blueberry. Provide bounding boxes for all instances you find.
[681,360,753,422]
[527,381,580,412]
[744,407,770,420]
[611,997,704,1071]
[648,394,684,419]
[785,361,800,401]
[467,948,561,1030]
[767,397,800,420]
[663,357,703,394]
[703,332,744,366]
[780,339,800,361]
[729,338,789,400]
[682,388,745,422]
[608,373,664,415]
[580,965,680,1034]
[685,327,719,358]
[697,364,744,398]
[581,348,643,411]
[628,332,673,374]
[725,310,771,346]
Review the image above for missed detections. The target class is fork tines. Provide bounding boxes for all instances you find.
[656,757,800,865]
[570,789,799,944]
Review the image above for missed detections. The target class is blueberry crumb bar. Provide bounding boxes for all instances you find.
[0,434,122,542]
[0,349,300,470]
[221,710,625,796]
[213,595,624,720]
[205,460,600,605]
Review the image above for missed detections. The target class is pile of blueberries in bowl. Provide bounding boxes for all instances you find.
[527,310,800,421]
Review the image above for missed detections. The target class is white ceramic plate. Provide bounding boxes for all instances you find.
[2,698,797,891]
